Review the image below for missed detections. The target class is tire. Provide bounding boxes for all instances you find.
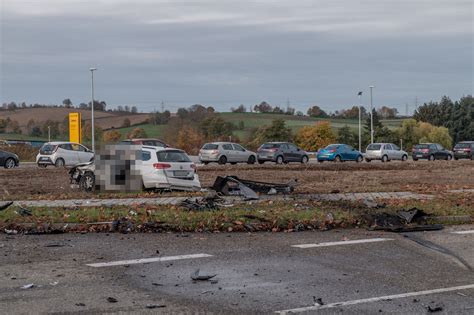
[401,155,408,162]
[247,155,256,164]
[381,155,388,163]
[258,160,265,164]
[79,172,95,192]
[356,155,363,163]
[230,162,237,165]
[218,156,227,165]
[276,155,284,164]
[4,158,16,169]
[55,158,65,168]
[334,155,342,163]
[318,160,323,163]
[447,154,452,161]
[429,154,435,161]
[454,157,458,161]
[203,162,209,165]
[413,158,418,161]
[301,156,309,164]
[365,158,371,163]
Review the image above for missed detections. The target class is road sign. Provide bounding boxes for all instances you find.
[69,113,82,143]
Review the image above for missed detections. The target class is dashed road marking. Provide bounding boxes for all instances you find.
[291,238,393,248]
[451,230,474,235]
[86,253,213,267]
[275,284,474,313]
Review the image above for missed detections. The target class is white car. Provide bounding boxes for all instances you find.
[141,147,200,191]
[37,142,94,167]
[365,143,408,162]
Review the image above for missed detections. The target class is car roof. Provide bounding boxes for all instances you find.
[45,141,79,145]
[142,146,185,152]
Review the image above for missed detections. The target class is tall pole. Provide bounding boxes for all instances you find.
[369,85,375,144]
[48,126,51,142]
[90,68,97,152]
[358,93,362,152]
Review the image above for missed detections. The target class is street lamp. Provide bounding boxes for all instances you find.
[48,126,51,142]
[90,67,97,152]
[357,91,363,152]
[369,85,375,144]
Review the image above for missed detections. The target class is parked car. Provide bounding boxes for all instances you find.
[36,142,94,167]
[365,143,408,162]
[412,143,453,161]
[257,142,308,164]
[0,149,19,168]
[199,142,257,165]
[70,146,200,192]
[120,138,168,147]
[317,144,363,163]
[453,141,474,160]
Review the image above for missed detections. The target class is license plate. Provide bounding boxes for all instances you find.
[174,170,189,177]
[41,157,48,161]
[416,154,422,157]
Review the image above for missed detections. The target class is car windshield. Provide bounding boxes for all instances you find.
[41,144,57,151]
[367,144,381,150]
[414,144,429,149]
[202,144,218,150]
[455,143,471,148]
[157,150,191,162]
[260,143,280,149]
[325,145,339,150]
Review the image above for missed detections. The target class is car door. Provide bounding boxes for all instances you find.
[435,144,445,159]
[232,144,247,162]
[60,144,79,165]
[0,150,5,166]
[390,144,401,160]
[384,144,394,160]
[280,144,291,161]
[140,149,155,188]
[222,143,234,162]
[286,144,298,161]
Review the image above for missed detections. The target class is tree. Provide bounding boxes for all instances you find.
[307,105,328,118]
[396,119,453,150]
[294,121,336,152]
[176,126,204,155]
[131,106,138,113]
[103,130,122,143]
[126,127,147,139]
[251,119,292,147]
[272,106,285,114]
[337,125,357,148]
[82,122,103,142]
[200,116,235,141]
[364,109,394,145]
[150,110,171,125]
[62,98,73,108]
[253,101,273,113]
[377,106,398,119]
[122,118,131,128]
[231,104,247,113]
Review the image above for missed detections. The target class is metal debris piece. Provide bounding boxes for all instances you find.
[211,176,296,199]
[178,194,224,211]
[107,297,118,303]
[368,208,443,232]
[111,217,133,233]
[191,269,217,281]
[146,304,166,309]
[17,205,32,216]
[363,198,386,209]
[21,284,35,289]
[426,304,443,312]
[0,201,13,211]
[4,229,18,235]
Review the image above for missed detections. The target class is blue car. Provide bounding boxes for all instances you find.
[317,144,364,163]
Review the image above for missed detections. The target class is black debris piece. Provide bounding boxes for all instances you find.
[191,269,217,281]
[367,208,443,233]
[111,217,133,233]
[178,194,224,211]
[313,297,324,305]
[212,176,296,199]
[75,303,86,307]
[107,297,118,303]
[426,304,443,312]
[45,243,66,248]
[146,304,166,309]
[363,198,386,209]
[0,201,13,211]
[17,205,32,216]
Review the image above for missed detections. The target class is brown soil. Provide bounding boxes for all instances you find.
[0,160,473,200]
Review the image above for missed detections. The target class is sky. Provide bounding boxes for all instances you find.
[1,0,473,114]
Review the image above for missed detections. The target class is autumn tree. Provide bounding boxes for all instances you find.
[307,105,328,118]
[176,126,204,154]
[122,118,131,128]
[103,130,122,143]
[126,127,148,139]
[294,121,336,152]
[82,122,103,142]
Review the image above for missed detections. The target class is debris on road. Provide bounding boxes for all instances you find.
[17,205,32,216]
[211,176,296,199]
[313,297,324,306]
[363,198,386,209]
[106,297,118,303]
[21,283,35,290]
[426,304,444,312]
[146,304,166,309]
[367,208,443,232]
[178,194,225,211]
[111,217,133,233]
[0,201,13,211]
[191,269,217,281]
[4,229,18,235]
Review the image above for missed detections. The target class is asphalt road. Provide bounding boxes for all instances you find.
[1,226,473,314]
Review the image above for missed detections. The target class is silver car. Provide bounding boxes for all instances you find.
[365,143,408,162]
[199,142,257,165]
[37,142,94,167]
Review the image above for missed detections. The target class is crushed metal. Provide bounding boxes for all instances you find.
[211,176,296,200]
[367,208,443,232]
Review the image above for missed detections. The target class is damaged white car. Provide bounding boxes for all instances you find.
[69,146,201,192]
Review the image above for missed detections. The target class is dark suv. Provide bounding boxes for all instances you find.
[453,141,474,160]
[257,142,308,164]
[412,143,453,161]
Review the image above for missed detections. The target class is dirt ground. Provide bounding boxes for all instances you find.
[0,160,473,200]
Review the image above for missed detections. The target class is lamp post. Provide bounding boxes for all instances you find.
[369,85,375,144]
[357,91,362,152]
[90,67,97,152]
[48,126,51,142]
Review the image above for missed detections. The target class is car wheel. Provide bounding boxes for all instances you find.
[334,155,342,163]
[230,162,237,165]
[447,154,452,161]
[381,155,388,163]
[301,156,309,164]
[247,155,256,164]
[356,155,363,163]
[429,154,435,161]
[218,156,227,165]
[79,172,95,192]
[318,160,323,163]
[454,157,458,160]
[413,158,418,161]
[203,162,209,165]
[401,155,408,162]
[258,160,265,164]
[55,158,65,168]
[4,158,16,169]
[365,158,371,162]
[276,156,284,164]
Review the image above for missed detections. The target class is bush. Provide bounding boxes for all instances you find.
[126,127,147,139]
[294,121,336,152]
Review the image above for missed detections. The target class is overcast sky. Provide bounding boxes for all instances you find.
[1,0,472,113]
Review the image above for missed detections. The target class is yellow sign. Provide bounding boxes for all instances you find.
[69,113,82,143]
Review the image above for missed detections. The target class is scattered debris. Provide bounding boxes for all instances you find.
[45,243,66,248]
[426,304,443,312]
[146,304,166,309]
[313,297,324,306]
[367,208,443,232]
[107,297,118,303]
[75,303,86,307]
[363,198,386,209]
[49,281,59,286]
[178,194,224,211]
[211,176,296,200]
[191,269,217,281]
[17,205,32,216]
[4,229,18,235]
[21,283,35,290]
[0,201,13,211]
[111,217,133,233]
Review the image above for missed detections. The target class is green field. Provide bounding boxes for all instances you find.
[115,124,167,139]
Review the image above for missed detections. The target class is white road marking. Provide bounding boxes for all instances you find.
[276,284,474,313]
[451,230,474,235]
[292,238,393,248]
[86,253,213,267]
